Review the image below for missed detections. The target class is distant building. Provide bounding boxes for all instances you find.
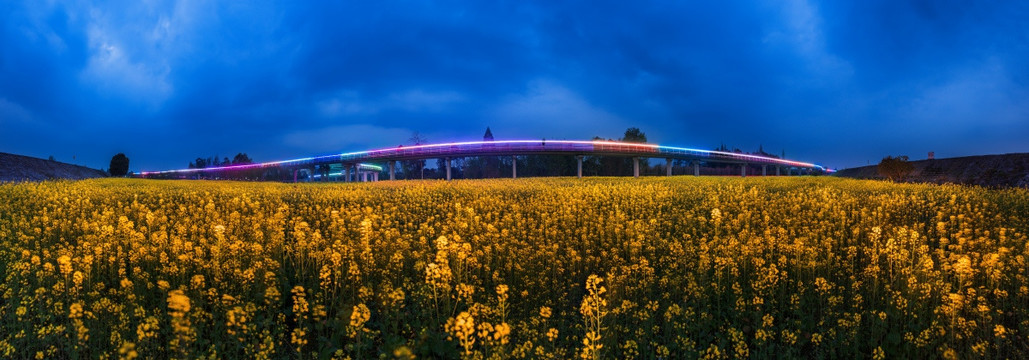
[483,127,494,141]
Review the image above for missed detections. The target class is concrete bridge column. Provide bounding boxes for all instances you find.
[694,161,700,176]
[445,157,452,181]
[512,156,517,179]
[788,168,793,176]
[361,172,367,182]
[577,156,583,178]
[633,157,640,178]
[776,166,781,176]
[373,172,378,182]
[388,161,395,181]
[741,164,747,177]
[344,165,350,182]
[293,168,299,183]
[762,165,767,176]
[666,158,673,176]
[309,167,316,182]
[352,164,359,181]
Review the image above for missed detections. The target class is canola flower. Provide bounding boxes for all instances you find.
[0,177,1027,358]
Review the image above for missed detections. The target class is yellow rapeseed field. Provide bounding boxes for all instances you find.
[1,177,1027,359]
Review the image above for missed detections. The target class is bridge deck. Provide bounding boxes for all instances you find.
[139,140,826,177]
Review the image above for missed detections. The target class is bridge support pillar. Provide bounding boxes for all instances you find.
[762,165,767,176]
[352,164,358,181]
[633,157,640,178]
[309,168,316,182]
[776,166,781,176]
[741,164,747,177]
[445,157,452,181]
[388,162,395,180]
[788,168,793,176]
[373,172,378,182]
[512,156,517,179]
[666,158,672,176]
[694,161,700,176]
[293,169,298,183]
[576,156,584,178]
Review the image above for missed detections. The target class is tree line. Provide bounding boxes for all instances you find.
[188,153,253,169]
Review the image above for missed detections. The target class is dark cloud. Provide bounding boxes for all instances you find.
[1,1,1026,171]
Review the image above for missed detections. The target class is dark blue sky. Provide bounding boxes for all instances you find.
[2,1,1027,171]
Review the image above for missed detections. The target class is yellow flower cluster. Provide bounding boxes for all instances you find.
[349,303,371,336]
[446,311,476,355]
[0,177,1027,358]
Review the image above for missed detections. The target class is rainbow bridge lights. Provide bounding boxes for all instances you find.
[138,139,831,181]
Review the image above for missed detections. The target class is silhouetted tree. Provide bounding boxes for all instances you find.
[435,158,447,179]
[621,127,647,143]
[755,144,778,158]
[464,157,484,178]
[479,127,501,177]
[436,157,466,179]
[232,153,253,165]
[403,132,428,179]
[878,156,913,181]
[109,153,129,176]
[612,128,648,174]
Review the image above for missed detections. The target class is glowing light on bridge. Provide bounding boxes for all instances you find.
[357,163,383,171]
[138,139,830,176]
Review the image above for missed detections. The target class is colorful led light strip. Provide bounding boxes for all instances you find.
[138,139,830,176]
[312,164,383,177]
[358,163,384,171]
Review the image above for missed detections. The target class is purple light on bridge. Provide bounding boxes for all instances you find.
[138,139,829,176]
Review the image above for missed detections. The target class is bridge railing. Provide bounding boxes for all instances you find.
[342,141,601,161]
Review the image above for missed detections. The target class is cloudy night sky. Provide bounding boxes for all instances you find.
[2,1,1027,172]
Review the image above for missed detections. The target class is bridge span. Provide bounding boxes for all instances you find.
[138,139,830,181]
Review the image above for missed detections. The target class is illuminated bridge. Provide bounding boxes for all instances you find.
[138,139,831,181]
